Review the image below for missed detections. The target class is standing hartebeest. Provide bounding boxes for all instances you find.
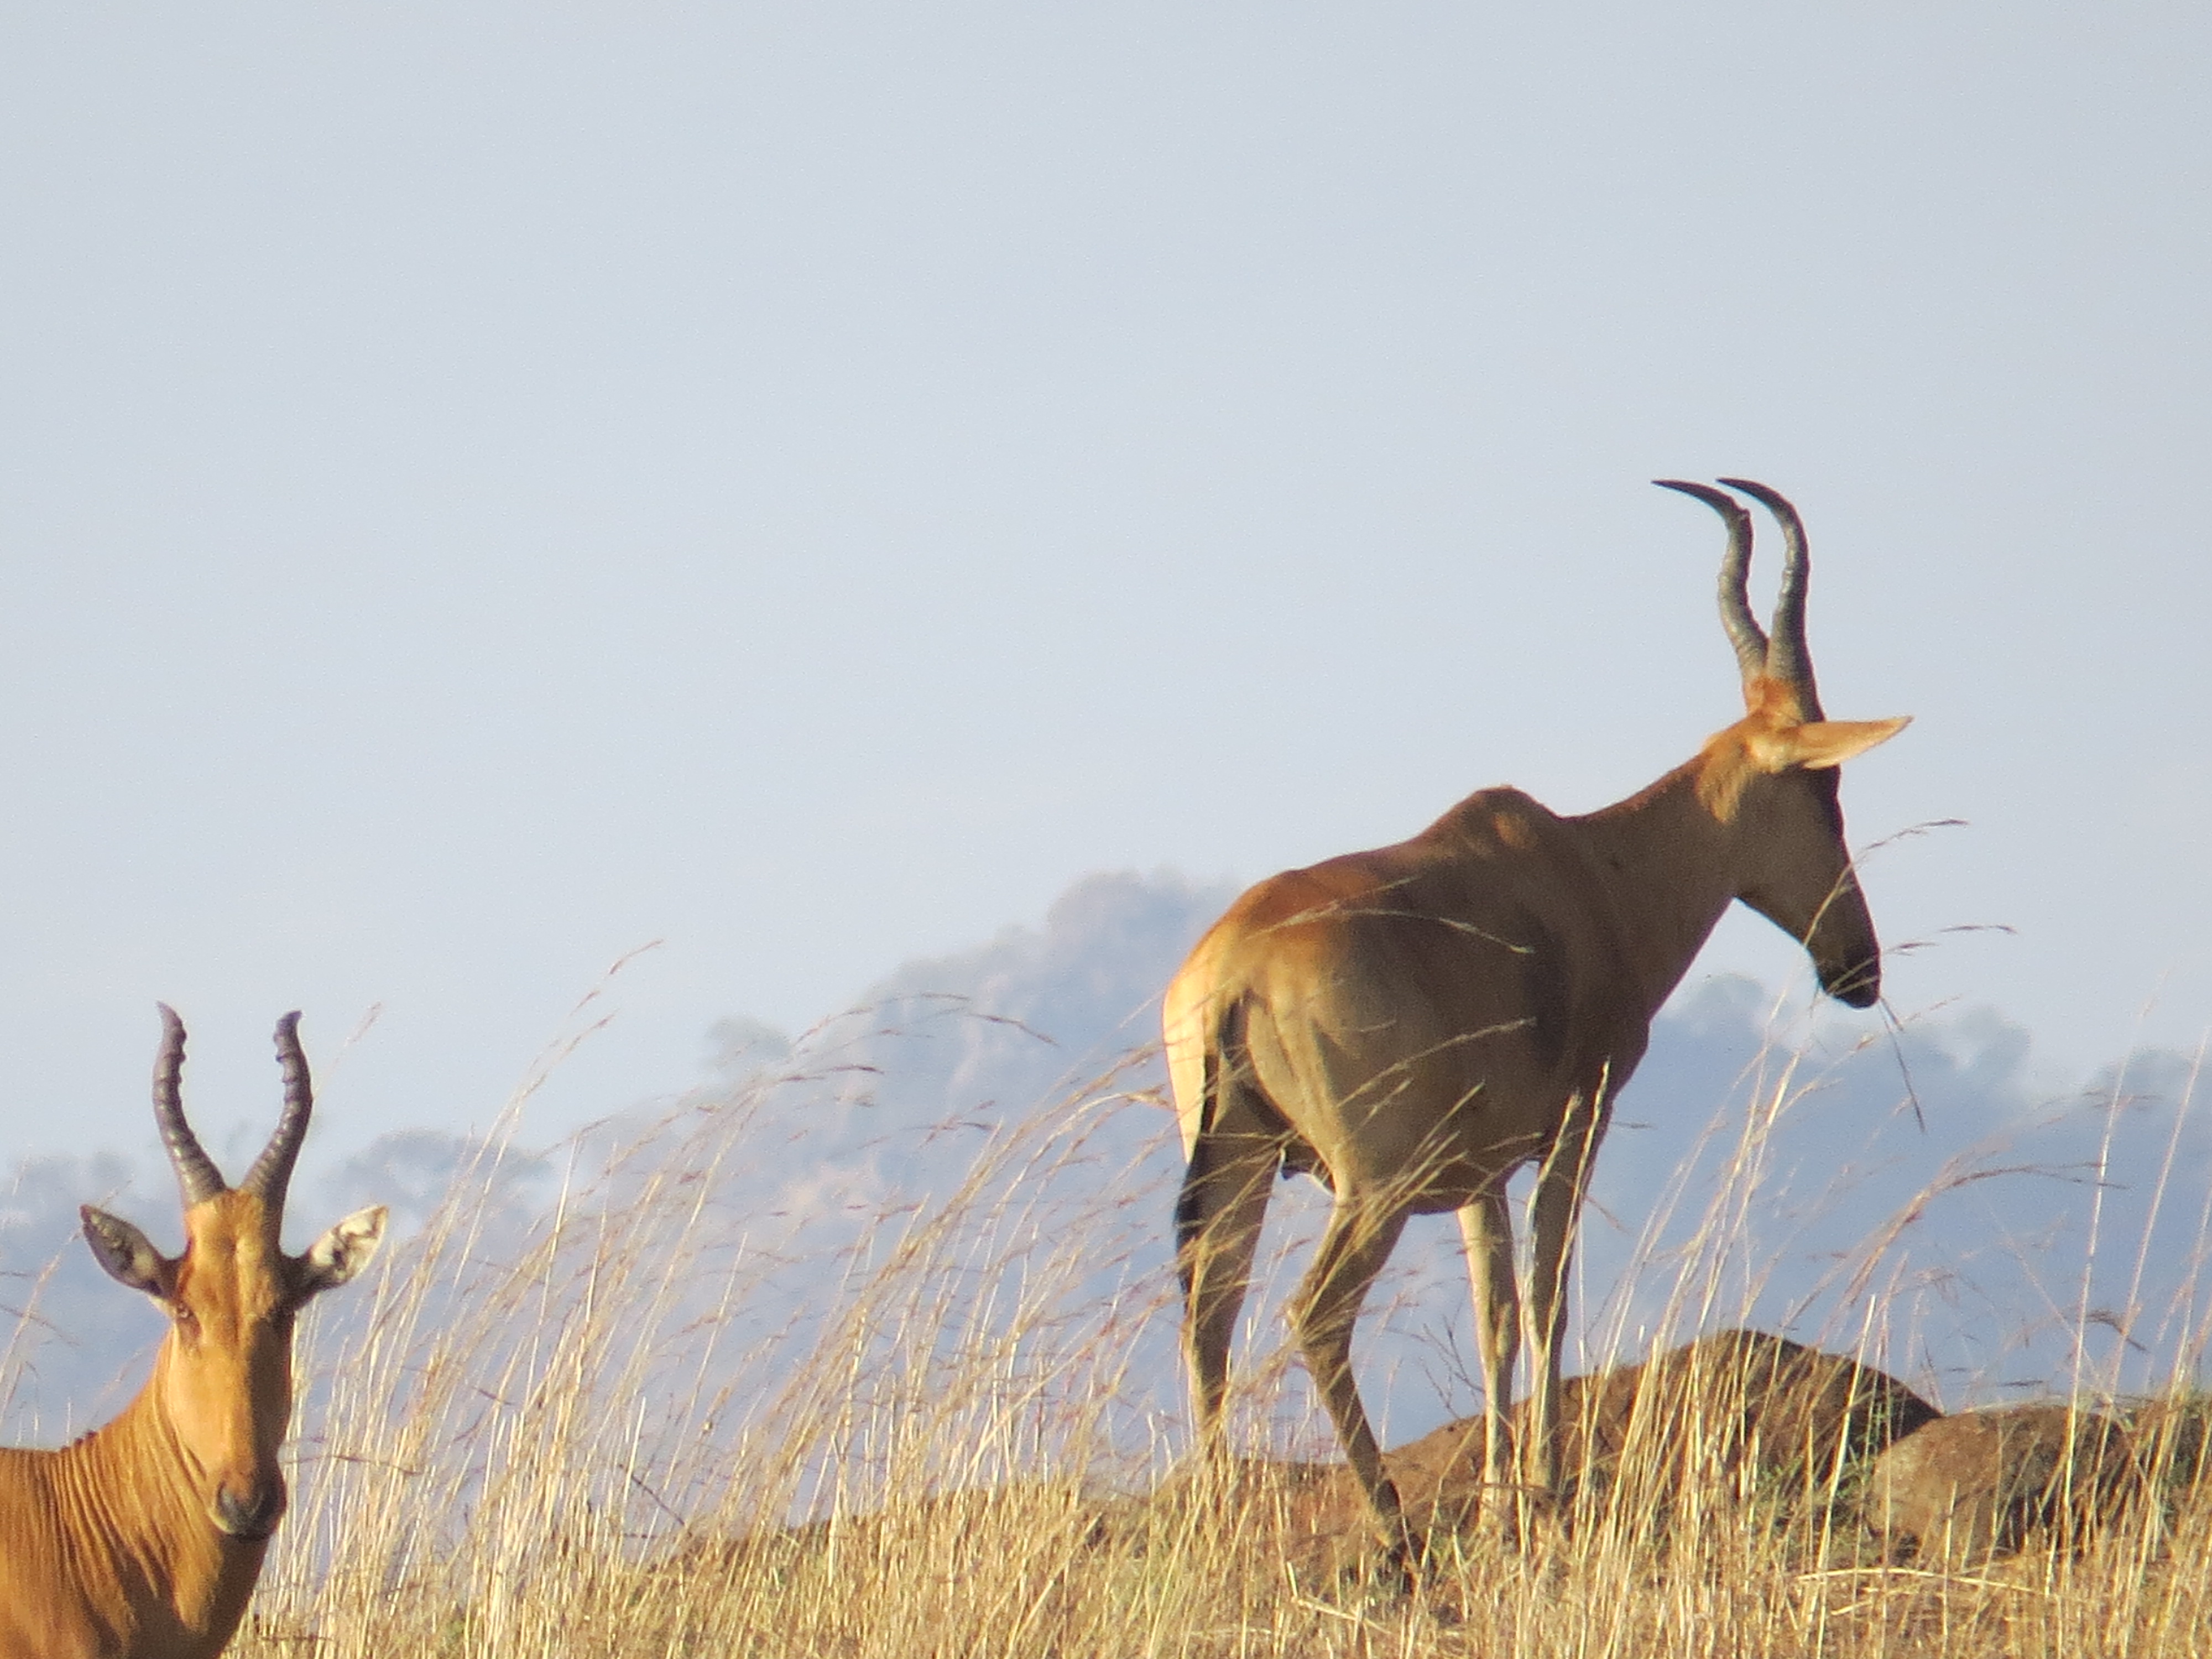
[0,1008,385,1659]
[1165,479,1909,1568]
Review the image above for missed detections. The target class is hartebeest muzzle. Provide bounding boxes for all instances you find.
[213,1476,287,1542]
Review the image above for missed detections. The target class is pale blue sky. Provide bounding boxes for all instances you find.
[1,5,2208,1168]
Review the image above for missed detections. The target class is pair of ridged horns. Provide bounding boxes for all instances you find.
[1654,477,1824,721]
[151,1005,314,1215]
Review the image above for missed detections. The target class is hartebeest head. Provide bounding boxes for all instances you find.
[1656,478,1910,1007]
[77,1008,385,1542]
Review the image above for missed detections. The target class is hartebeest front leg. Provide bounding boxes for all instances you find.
[1457,1186,1521,1538]
[1293,1197,1415,1573]
[1524,1088,1608,1516]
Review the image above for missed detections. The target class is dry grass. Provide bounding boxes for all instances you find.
[148,1014,2212,1657]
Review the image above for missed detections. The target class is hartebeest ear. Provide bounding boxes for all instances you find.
[1748,715,1911,774]
[81,1205,176,1300]
[289,1205,388,1304]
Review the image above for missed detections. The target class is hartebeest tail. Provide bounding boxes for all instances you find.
[1166,480,1908,1575]
[0,1009,385,1659]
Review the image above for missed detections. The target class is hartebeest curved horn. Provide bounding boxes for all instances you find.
[152,1004,227,1208]
[1653,479,1767,684]
[239,1012,312,1215]
[1715,477,1823,719]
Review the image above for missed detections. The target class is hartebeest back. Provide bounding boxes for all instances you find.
[1165,479,1908,1572]
[0,1009,385,1659]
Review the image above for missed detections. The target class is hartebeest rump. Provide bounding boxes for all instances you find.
[1165,479,1908,1567]
[0,1009,385,1659]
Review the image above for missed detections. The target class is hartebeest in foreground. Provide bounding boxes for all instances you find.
[1165,479,1908,1568]
[0,1009,385,1659]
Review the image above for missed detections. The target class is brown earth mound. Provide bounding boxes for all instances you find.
[1280,1328,1934,1573]
[1866,1404,2137,1562]
[2124,1396,2212,1500]
[1533,1328,1938,1506]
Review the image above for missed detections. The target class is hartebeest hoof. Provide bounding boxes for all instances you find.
[1381,1540,1420,1601]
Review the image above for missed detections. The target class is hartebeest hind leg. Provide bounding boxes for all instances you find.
[1175,1104,1280,1447]
[1293,1197,1416,1569]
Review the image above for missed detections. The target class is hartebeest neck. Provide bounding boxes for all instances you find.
[33,1345,268,1654]
[1571,760,1746,1021]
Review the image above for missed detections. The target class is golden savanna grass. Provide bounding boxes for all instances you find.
[34,1005,2212,1657]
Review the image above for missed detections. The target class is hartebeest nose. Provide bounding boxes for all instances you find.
[1819,953,1881,1009]
[213,1476,288,1540]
